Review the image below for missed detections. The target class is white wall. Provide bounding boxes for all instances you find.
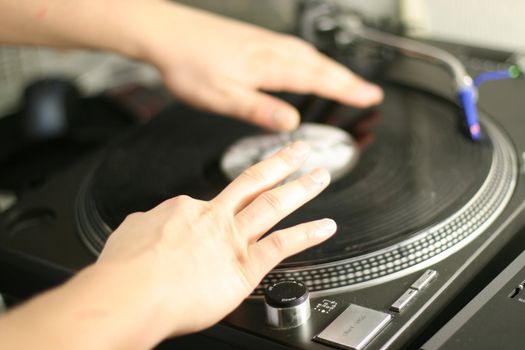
[401,0,525,51]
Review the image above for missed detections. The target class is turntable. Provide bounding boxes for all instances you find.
[1,3,525,350]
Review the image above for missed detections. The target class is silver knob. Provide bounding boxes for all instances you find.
[264,280,311,329]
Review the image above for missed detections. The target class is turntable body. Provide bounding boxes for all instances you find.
[1,42,525,350]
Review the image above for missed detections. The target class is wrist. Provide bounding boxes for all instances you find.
[0,259,170,350]
[123,1,189,69]
[78,260,172,348]
[48,259,174,350]
[92,0,166,61]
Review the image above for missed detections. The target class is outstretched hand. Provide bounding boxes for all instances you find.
[97,141,336,339]
[0,142,336,350]
[138,2,383,130]
[0,0,383,130]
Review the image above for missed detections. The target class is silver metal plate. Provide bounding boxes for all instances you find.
[314,304,391,350]
[390,288,418,313]
[411,270,437,291]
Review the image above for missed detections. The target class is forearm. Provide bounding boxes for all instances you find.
[0,0,167,59]
[0,261,171,350]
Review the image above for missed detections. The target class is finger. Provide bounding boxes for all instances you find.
[164,73,300,131]
[313,54,384,107]
[235,168,330,241]
[259,52,383,108]
[220,82,300,131]
[213,141,310,213]
[248,219,337,277]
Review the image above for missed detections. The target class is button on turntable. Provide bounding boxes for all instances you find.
[390,288,418,313]
[411,269,437,291]
[314,304,391,350]
[389,270,438,313]
[264,280,311,329]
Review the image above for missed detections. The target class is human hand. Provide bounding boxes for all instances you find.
[97,141,336,341]
[134,2,383,131]
[0,0,382,130]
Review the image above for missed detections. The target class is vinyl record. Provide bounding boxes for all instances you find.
[78,83,494,269]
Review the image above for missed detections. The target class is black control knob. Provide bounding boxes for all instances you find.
[264,280,311,329]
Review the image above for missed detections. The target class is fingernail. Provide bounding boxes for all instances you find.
[309,168,330,186]
[351,84,383,103]
[272,108,300,130]
[288,140,310,159]
[314,218,337,238]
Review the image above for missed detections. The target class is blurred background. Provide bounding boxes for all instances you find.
[0,0,524,118]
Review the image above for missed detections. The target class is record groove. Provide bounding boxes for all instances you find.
[74,83,517,295]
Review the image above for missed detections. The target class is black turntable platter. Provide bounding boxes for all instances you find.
[76,83,516,294]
